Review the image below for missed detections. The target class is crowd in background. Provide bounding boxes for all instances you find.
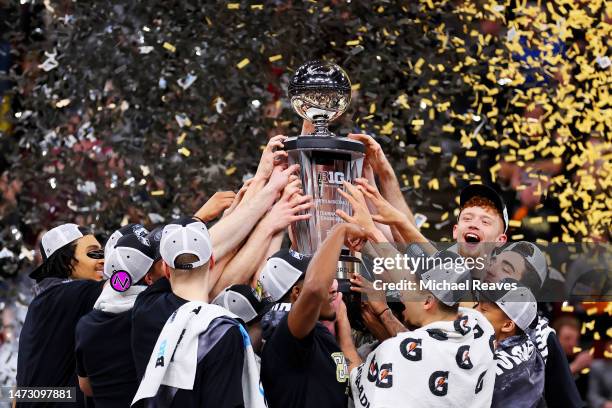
[0,0,610,407]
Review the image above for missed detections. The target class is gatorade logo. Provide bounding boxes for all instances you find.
[428,371,449,396]
[455,345,474,369]
[454,315,471,335]
[399,338,422,361]
[366,355,393,389]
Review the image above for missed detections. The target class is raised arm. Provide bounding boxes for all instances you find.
[288,223,369,339]
[348,133,417,227]
[211,186,312,297]
[194,191,236,222]
[350,273,407,337]
[209,164,298,260]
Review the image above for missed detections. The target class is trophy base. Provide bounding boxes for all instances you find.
[284,136,365,154]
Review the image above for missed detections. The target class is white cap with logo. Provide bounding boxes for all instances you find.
[104,233,156,281]
[160,217,212,269]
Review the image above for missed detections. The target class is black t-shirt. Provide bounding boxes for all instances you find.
[17,279,104,408]
[260,314,349,408]
[75,309,137,408]
[131,278,185,381]
[544,333,584,408]
[131,278,245,407]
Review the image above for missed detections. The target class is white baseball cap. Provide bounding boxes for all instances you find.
[104,233,156,282]
[259,249,310,302]
[160,217,212,269]
[502,242,548,287]
[104,223,149,259]
[212,284,273,324]
[30,223,85,281]
[480,278,538,331]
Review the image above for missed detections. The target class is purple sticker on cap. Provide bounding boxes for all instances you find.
[110,270,132,292]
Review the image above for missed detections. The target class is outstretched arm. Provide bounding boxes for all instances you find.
[209,164,298,261]
[348,133,416,227]
[288,223,369,339]
[335,294,362,374]
[211,187,312,297]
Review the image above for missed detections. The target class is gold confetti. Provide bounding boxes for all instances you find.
[151,190,164,196]
[236,58,250,69]
[162,42,176,53]
[225,166,237,176]
[380,121,393,135]
[177,132,187,145]
[561,303,574,313]
[509,220,522,228]
[227,3,240,9]
[268,54,282,62]
[178,147,191,157]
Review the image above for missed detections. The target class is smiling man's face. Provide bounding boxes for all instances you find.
[453,204,506,259]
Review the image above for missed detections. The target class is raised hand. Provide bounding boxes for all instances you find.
[194,191,236,222]
[223,178,253,217]
[342,222,370,252]
[348,133,388,173]
[350,272,388,316]
[261,190,313,234]
[266,164,300,195]
[255,135,288,181]
[281,175,303,202]
[336,181,377,238]
[353,178,408,226]
[361,303,390,341]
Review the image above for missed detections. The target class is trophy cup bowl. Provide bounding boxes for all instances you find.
[288,61,352,136]
[284,61,365,288]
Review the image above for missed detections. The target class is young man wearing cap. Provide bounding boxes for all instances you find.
[131,217,261,407]
[103,223,149,262]
[338,252,497,407]
[260,224,370,408]
[17,223,106,408]
[212,284,273,357]
[75,232,156,407]
[475,279,545,407]
[483,241,548,296]
[482,244,583,408]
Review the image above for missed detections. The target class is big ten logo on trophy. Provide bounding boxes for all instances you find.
[317,170,345,185]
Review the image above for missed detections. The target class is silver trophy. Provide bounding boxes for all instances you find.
[284,61,365,281]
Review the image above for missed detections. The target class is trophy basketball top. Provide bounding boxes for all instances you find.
[289,60,351,137]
